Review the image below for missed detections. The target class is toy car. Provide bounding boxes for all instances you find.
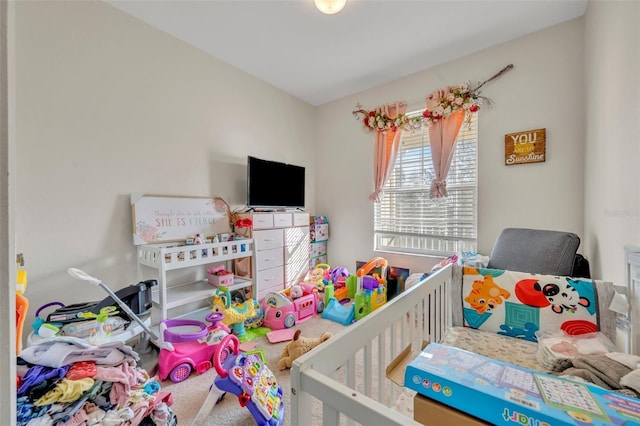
[262,283,325,329]
[158,312,232,383]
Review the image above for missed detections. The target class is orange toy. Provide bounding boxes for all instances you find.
[16,269,28,355]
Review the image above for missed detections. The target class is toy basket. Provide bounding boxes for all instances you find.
[208,272,234,287]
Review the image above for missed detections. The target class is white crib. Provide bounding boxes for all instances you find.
[290,261,631,425]
[290,264,455,426]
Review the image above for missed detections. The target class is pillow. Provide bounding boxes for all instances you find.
[462,267,600,342]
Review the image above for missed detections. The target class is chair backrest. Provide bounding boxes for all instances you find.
[487,228,580,276]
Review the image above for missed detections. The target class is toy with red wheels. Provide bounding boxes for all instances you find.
[158,312,232,383]
[213,334,284,426]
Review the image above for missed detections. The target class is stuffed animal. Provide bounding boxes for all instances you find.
[290,284,303,299]
[278,329,332,370]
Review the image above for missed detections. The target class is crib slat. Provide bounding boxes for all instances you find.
[290,362,312,426]
[364,342,372,396]
[378,331,385,405]
[346,355,355,390]
[322,405,339,425]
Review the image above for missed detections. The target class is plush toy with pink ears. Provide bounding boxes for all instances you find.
[290,284,303,299]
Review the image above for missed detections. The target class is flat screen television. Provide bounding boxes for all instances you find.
[247,156,305,209]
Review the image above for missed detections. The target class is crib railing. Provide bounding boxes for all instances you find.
[290,264,454,426]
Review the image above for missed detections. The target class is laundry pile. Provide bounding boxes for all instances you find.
[558,352,640,399]
[536,331,616,372]
[16,336,175,426]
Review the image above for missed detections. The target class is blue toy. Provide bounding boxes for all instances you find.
[213,334,284,426]
[321,297,355,325]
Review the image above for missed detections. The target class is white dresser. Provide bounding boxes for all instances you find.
[241,211,310,301]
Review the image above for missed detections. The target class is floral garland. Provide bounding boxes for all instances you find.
[355,108,423,133]
[353,64,513,133]
[354,83,482,132]
[421,83,482,127]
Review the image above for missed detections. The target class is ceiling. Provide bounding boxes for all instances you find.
[106,0,588,106]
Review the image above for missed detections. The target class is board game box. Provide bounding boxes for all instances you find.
[404,343,640,426]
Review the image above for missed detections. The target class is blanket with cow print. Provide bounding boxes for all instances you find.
[462,266,599,342]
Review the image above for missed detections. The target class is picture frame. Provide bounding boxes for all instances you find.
[130,194,232,245]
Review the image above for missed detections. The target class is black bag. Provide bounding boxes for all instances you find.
[573,254,591,278]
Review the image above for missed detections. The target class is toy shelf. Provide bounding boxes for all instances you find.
[137,239,256,323]
[138,239,254,271]
[150,277,253,309]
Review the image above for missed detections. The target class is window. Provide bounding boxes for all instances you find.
[374,111,477,256]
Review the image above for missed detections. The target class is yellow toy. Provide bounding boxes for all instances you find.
[278,329,332,370]
[212,286,256,341]
[304,263,331,291]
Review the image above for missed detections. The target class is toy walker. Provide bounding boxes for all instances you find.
[213,334,285,426]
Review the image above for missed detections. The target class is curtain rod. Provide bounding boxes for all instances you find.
[352,63,514,114]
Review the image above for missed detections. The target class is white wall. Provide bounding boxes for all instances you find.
[14,1,316,332]
[317,18,586,275]
[1,0,17,421]
[583,0,640,285]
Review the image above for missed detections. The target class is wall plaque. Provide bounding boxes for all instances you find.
[130,194,231,245]
[505,128,546,166]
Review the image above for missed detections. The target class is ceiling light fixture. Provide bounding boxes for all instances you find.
[314,0,346,15]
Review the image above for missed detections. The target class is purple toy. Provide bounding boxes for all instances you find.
[158,312,231,383]
[213,335,285,426]
[362,275,380,291]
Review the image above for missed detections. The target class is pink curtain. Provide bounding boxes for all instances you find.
[369,102,406,203]
[427,91,466,199]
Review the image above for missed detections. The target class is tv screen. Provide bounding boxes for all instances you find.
[247,156,305,209]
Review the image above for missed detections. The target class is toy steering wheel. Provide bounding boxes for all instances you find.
[161,312,225,343]
[213,334,240,378]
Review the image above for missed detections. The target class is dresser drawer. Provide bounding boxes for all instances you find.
[251,213,274,229]
[273,213,293,228]
[257,265,284,300]
[284,226,310,247]
[256,247,284,271]
[293,212,310,227]
[285,260,310,287]
[284,237,310,265]
[253,229,284,251]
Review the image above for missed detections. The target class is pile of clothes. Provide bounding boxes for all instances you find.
[16,337,175,426]
[558,352,640,399]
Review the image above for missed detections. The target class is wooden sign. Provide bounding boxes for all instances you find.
[130,194,231,245]
[504,128,546,166]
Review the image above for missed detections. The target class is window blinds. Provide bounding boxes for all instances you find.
[374,113,478,256]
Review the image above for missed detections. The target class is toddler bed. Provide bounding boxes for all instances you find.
[290,263,627,425]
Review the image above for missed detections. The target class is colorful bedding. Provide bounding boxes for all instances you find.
[461,267,600,342]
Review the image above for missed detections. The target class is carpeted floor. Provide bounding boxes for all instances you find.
[156,316,348,425]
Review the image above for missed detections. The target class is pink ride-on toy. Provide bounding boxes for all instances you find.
[158,312,232,383]
[262,282,324,330]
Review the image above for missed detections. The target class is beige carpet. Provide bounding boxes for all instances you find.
[158,316,347,425]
